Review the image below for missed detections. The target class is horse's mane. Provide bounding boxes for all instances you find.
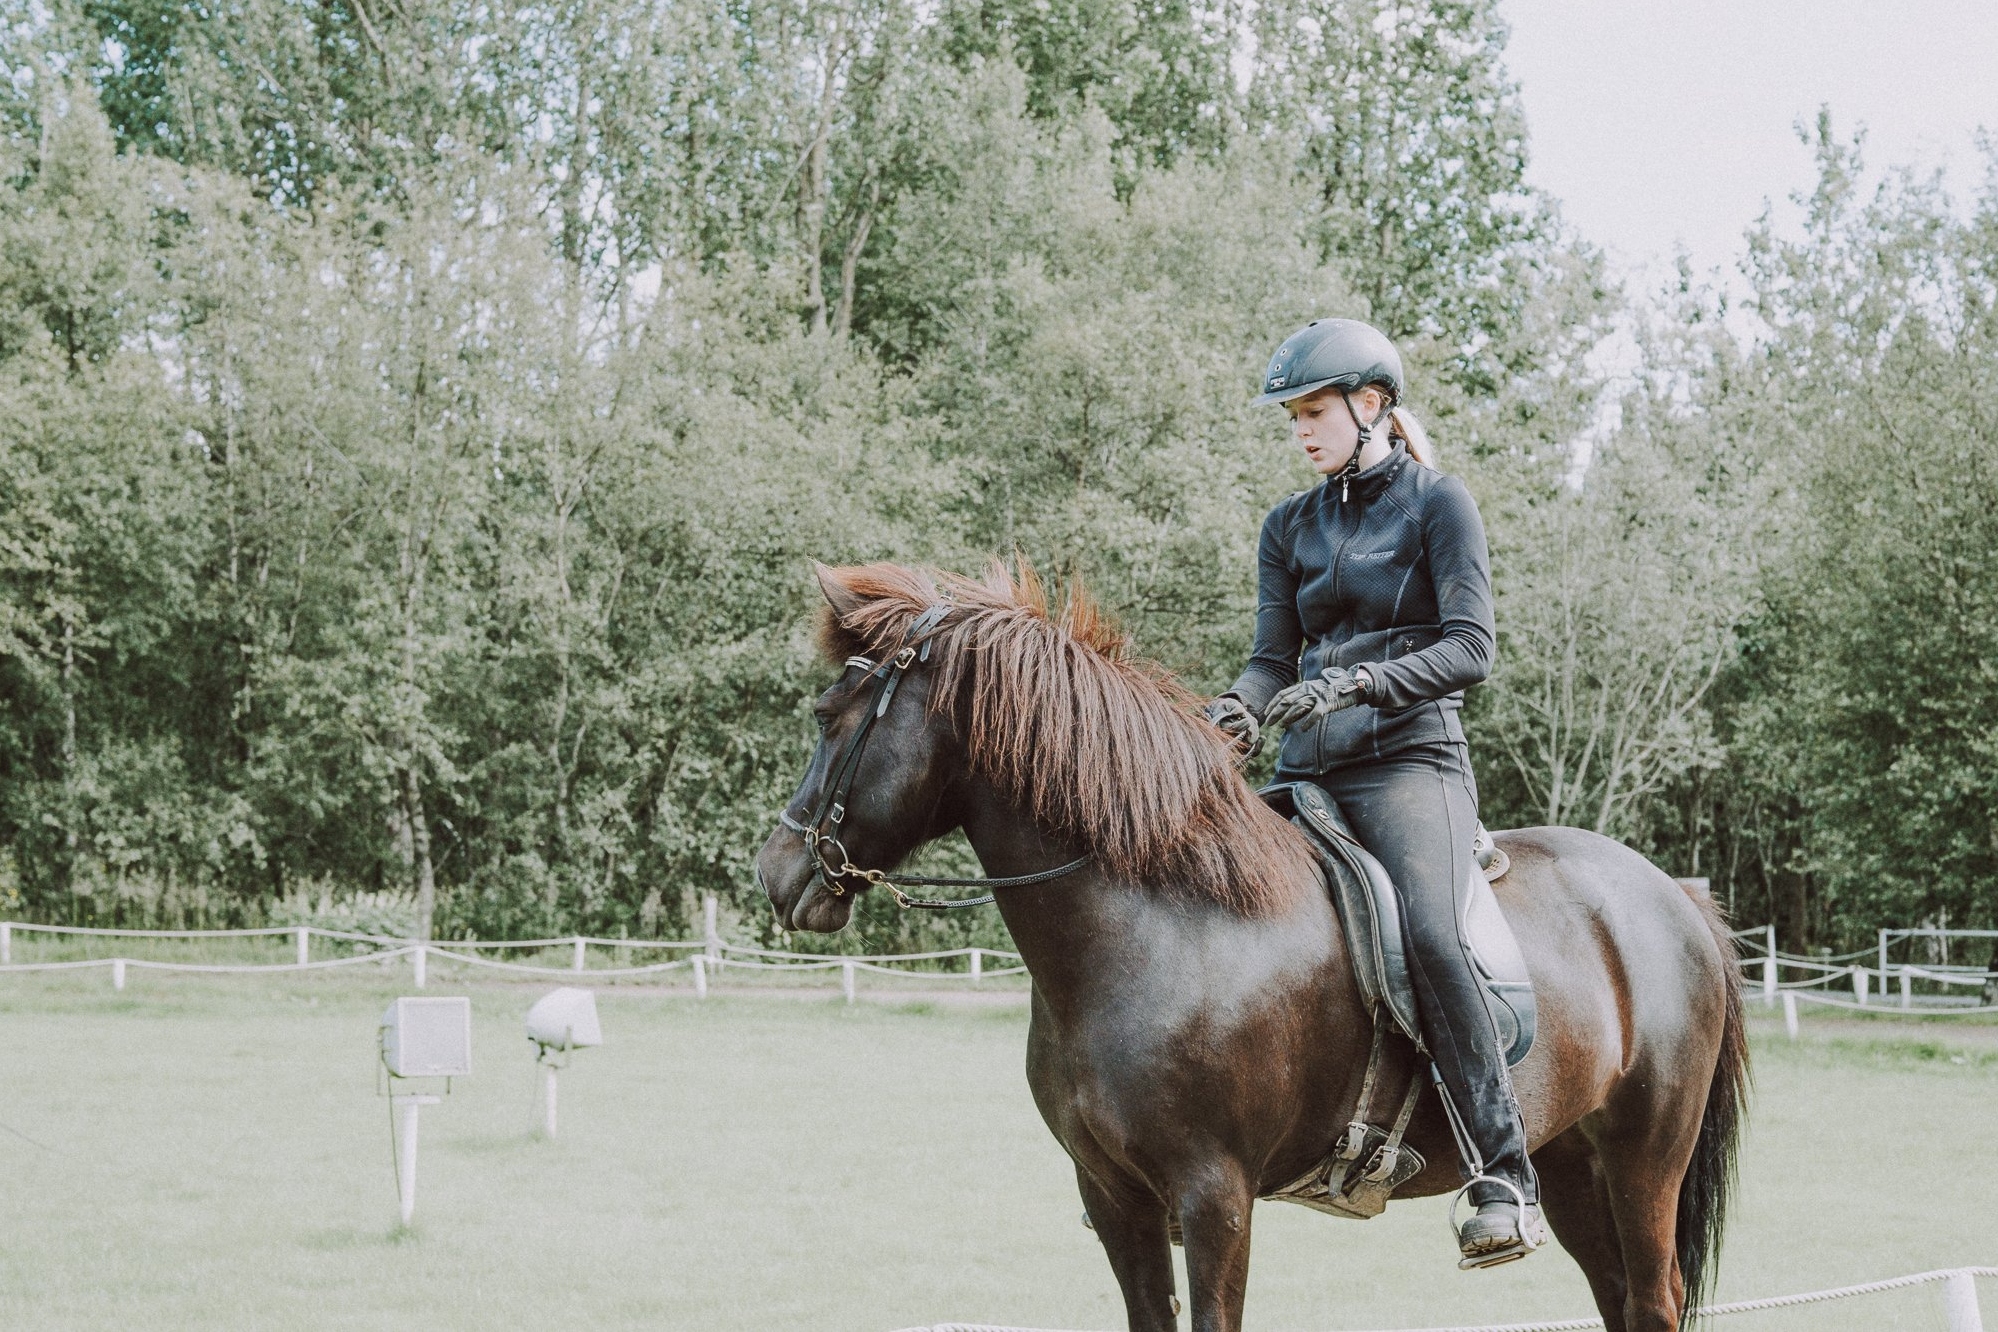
[814,560,1316,916]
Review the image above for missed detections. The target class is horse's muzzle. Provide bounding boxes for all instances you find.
[755,828,855,934]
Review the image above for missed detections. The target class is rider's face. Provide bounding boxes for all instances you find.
[1286,386,1386,475]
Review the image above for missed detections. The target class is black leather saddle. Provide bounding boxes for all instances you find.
[1261,782,1535,1066]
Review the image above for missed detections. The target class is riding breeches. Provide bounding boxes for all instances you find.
[1305,741,1537,1206]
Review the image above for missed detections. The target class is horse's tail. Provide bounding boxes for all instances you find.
[1676,892,1750,1327]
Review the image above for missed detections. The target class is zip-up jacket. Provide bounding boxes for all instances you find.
[1225,440,1495,771]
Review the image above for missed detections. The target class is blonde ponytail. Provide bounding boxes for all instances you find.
[1388,406,1437,469]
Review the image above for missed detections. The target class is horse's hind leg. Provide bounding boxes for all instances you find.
[1534,1127,1630,1332]
[1074,1166,1180,1332]
[1596,1088,1704,1332]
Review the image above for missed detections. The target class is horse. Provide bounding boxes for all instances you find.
[753,560,1748,1332]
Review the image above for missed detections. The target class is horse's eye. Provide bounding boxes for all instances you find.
[812,709,834,734]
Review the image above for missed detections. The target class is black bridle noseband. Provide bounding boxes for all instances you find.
[778,602,1089,911]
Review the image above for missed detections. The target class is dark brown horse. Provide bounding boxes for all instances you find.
[754,561,1747,1332]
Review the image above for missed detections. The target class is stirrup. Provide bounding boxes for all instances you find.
[1448,1175,1543,1270]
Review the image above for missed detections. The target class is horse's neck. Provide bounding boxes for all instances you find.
[956,779,1349,1026]
[955,785,1125,993]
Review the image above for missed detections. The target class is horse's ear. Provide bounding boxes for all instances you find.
[812,562,868,659]
[813,561,865,620]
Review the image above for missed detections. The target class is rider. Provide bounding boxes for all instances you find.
[1204,318,1543,1268]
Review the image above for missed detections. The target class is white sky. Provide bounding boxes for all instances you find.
[1500,0,1998,288]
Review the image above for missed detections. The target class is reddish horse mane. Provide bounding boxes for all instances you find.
[814,560,1316,917]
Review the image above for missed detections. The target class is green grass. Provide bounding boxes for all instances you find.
[0,975,1992,1331]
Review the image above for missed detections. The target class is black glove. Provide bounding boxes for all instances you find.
[1203,695,1262,759]
[1263,667,1368,732]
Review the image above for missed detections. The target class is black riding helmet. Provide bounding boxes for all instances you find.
[1252,318,1404,407]
[1256,318,1406,499]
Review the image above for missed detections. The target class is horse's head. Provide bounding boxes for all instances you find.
[756,558,1316,934]
[754,564,966,933]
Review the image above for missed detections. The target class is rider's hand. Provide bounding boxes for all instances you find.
[1262,667,1368,732]
[1203,695,1262,759]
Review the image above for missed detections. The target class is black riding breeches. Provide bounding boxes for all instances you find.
[1307,741,1537,1206]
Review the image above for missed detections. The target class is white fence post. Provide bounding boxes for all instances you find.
[841,959,856,1005]
[572,936,586,972]
[703,895,719,962]
[413,944,427,989]
[1,920,10,965]
[692,954,707,999]
[296,926,310,967]
[1852,966,1870,1005]
[1944,1269,1984,1332]
[1900,967,1913,1010]
[111,958,126,990]
[970,948,982,983]
[1782,990,1799,1039]
[391,1093,440,1226]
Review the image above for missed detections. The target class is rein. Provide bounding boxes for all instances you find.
[779,602,1089,911]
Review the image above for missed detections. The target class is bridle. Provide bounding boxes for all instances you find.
[777,602,1089,911]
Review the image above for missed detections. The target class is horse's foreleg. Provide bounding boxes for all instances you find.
[1174,1162,1256,1332]
[1534,1126,1630,1332]
[1075,1166,1179,1332]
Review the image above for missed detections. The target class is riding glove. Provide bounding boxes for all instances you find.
[1202,695,1262,759]
[1263,667,1369,732]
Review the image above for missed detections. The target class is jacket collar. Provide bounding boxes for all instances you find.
[1327,439,1409,503]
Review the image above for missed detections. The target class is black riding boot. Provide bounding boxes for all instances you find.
[1304,743,1540,1264]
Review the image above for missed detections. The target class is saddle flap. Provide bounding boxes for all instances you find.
[1265,783,1424,1048]
[1262,782,1536,1068]
[1462,870,1536,1067]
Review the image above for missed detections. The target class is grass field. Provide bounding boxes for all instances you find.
[0,969,1992,1331]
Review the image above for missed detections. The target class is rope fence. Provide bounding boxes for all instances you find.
[6,909,1995,1016]
[893,1265,1997,1332]
[0,897,1024,1002]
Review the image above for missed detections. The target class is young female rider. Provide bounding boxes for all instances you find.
[1203,318,1543,1268]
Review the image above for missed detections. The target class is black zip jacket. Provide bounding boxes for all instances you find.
[1225,441,1495,772]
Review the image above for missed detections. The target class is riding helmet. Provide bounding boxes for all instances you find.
[1253,318,1404,407]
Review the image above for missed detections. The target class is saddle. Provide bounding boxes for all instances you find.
[1256,781,1536,1221]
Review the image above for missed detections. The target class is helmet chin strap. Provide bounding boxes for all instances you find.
[1336,389,1393,501]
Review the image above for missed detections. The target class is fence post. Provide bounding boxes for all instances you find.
[1,920,9,965]
[1901,967,1913,1010]
[572,936,586,972]
[970,948,983,983]
[112,958,126,991]
[704,895,719,962]
[1879,928,1890,986]
[1943,1269,1984,1332]
[413,944,427,990]
[1782,990,1799,1040]
[1852,966,1869,1006]
[841,959,856,1005]
[296,926,310,967]
[692,954,707,999]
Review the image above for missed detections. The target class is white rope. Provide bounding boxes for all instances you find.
[421,950,692,978]
[1790,991,1998,1015]
[722,942,1023,964]
[893,1266,1998,1332]
[0,948,417,974]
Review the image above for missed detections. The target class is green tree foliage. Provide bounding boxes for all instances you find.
[0,3,1982,957]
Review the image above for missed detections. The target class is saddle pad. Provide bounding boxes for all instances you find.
[1261,782,1536,1067]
